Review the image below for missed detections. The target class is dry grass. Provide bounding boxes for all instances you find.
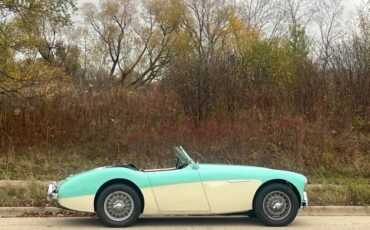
[307,183,370,206]
[0,129,368,182]
[0,181,46,207]
[0,88,368,205]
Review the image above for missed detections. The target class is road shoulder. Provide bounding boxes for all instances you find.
[0,206,369,218]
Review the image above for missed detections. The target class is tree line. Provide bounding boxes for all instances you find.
[0,0,369,176]
[0,0,369,143]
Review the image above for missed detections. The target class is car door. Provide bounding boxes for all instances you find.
[146,165,210,213]
[198,164,262,214]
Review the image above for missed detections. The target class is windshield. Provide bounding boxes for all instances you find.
[173,146,193,164]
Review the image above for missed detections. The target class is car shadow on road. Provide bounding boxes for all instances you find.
[138,216,262,227]
[61,216,269,228]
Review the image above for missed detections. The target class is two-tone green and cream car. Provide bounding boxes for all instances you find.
[47,146,308,227]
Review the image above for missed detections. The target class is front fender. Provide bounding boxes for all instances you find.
[57,167,150,212]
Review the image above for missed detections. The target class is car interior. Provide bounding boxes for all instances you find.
[143,146,190,172]
[113,147,191,172]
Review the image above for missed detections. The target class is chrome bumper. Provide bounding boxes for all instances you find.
[302,191,308,206]
[47,182,58,201]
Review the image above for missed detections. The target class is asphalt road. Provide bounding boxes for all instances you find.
[1,216,370,230]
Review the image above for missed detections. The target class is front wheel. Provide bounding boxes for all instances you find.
[254,183,299,226]
[96,184,141,227]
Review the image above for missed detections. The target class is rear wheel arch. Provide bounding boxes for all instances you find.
[94,178,145,213]
[252,179,301,211]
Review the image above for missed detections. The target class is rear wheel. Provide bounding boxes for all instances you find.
[96,184,141,227]
[254,183,299,226]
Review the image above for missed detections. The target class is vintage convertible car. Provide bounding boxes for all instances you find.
[47,146,308,227]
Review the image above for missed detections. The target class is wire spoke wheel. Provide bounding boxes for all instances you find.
[103,191,134,221]
[262,191,292,221]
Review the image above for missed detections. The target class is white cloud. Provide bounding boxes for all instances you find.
[342,0,362,17]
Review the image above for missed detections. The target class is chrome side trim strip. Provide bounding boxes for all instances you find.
[227,180,251,183]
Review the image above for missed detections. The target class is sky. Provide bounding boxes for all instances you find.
[341,0,364,17]
[73,0,364,26]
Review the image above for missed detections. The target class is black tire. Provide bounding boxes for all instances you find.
[254,183,299,226]
[246,210,256,218]
[96,184,141,227]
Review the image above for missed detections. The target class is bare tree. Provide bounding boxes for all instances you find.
[83,0,137,81]
[130,0,185,86]
[314,0,344,69]
[164,0,236,126]
[182,0,232,60]
[239,0,287,38]
[285,0,317,26]
[83,0,182,86]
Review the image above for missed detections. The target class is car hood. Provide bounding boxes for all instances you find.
[198,163,306,184]
[199,163,275,171]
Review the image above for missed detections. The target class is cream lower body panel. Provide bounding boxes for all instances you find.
[143,180,262,215]
[57,188,162,214]
[142,187,159,214]
[57,189,159,214]
[154,182,210,212]
[58,180,261,215]
[202,180,262,213]
[58,190,157,214]
[58,195,95,212]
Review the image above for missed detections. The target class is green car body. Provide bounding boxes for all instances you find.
[48,146,308,222]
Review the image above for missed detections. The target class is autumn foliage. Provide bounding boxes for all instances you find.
[0,0,369,179]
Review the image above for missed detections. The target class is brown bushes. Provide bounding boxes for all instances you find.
[0,85,368,180]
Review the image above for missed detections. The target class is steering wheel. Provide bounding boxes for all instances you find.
[176,158,186,169]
